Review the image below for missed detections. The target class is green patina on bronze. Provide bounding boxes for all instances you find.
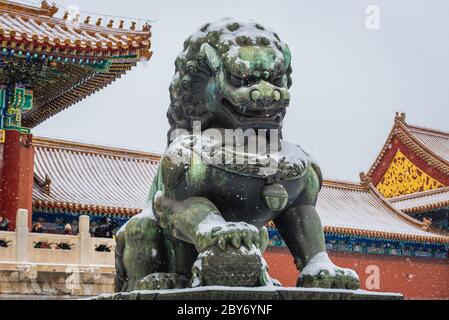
[187,163,208,190]
[115,18,360,293]
[238,47,276,72]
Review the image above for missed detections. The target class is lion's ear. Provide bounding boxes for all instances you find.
[283,44,292,70]
[199,43,221,73]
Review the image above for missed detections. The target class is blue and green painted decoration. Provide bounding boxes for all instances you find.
[0,85,33,134]
[267,226,449,260]
[0,86,6,130]
[1,47,110,69]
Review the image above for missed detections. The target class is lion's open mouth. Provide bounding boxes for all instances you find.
[222,98,285,122]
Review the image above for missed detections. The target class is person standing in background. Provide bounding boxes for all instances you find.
[0,216,10,231]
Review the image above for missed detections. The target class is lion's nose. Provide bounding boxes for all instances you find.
[250,87,283,105]
[272,90,281,102]
[250,90,276,105]
[250,89,262,102]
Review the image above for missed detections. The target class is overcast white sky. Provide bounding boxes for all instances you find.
[28,0,449,181]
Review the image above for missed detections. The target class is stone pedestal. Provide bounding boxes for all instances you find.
[94,287,403,300]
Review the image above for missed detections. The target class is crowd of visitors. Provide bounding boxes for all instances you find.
[2,214,121,240]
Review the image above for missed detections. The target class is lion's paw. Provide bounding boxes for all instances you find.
[195,220,269,253]
[297,252,360,290]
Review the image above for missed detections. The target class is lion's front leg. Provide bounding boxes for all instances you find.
[155,195,268,253]
[156,195,270,287]
[275,205,360,290]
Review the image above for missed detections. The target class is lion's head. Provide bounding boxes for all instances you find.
[167,18,292,142]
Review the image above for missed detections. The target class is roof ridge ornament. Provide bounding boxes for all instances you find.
[34,173,51,196]
[40,1,58,17]
[395,111,406,123]
[422,218,432,231]
[44,174,52,196]
[0,0,57,17]
[142,22,151,32]
[359,172,372,189]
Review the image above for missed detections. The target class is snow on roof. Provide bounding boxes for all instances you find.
[31,136,449,243]
[318,180,448,243]
[390,187,449,213]
[407,125,449,164]
[0,0,153,128]
[0,0,151,52]
[32,136,160,215]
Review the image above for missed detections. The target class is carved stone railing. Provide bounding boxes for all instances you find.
[0,231,16,263]
[0,210,115,267]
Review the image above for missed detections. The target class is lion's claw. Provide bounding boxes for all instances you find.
[217,237,226,251]
[297,252,361,290]
[195,222,266,253]
[231,234,241,249]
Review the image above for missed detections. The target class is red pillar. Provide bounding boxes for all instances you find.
[0,130,34,230]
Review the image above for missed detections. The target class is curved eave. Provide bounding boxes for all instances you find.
[390,187,449,214]
[402,201,449,214]
[367,114,449,181]
[318,179,449,245]
[0,32,152,59]
[0,1,154,128]
[32,200,143,216]
[33,136,162,162]
[368,183,431,230]
[323,226,449,244]
[0,4,152,58]
[322,179,366,191]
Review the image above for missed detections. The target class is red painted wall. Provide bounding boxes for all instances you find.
[0,130,34,230]
[265,248,449,300]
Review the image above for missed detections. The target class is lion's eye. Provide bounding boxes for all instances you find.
[229,74,245,87]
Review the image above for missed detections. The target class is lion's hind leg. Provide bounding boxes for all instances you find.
[116,207,168,292]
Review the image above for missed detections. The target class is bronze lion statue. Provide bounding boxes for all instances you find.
[115,18,360,292]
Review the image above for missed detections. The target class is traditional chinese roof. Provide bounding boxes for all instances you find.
[406,124,449,164]
[367,113,449,198]
[0,0,152,127]
[32,136,160,216]
[390,187,449,214]
[318,180,449,244]
[31,135,449,244]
